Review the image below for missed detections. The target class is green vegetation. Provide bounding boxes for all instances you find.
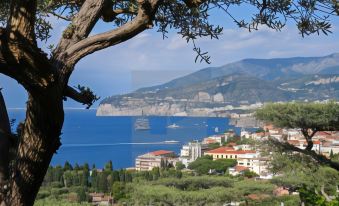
[268,151,339,205]
[256,102,339,171]
[34,161,290,205]
[188,155,237,175]
[256,102,339,131]
[123,177,299,206]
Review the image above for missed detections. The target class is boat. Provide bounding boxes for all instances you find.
[134,117,150,130]
[167,123,180,129]
[214,127,219,133]
[135,111,150,130]
[164,140,180,144]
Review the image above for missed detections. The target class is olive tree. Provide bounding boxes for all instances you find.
[256,102,339,170]
[0,0,338,205]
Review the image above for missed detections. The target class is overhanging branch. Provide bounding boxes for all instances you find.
[64,0,160,69]
[270,139,339,171]
[64,85,99,109]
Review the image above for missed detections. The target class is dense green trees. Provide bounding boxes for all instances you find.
[269,151,339,205]
[188,155,237,175]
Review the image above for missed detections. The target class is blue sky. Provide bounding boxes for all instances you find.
[1,6,339,108]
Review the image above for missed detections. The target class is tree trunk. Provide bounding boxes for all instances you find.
[4,88,64,206]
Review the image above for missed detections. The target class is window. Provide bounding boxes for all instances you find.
[235,155,237,158]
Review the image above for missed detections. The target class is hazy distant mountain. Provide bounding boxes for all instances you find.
[135,53,339,93]
[98,53,339,116]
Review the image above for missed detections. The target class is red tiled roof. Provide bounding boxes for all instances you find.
[206,147,255,154]
[315,131,333,136]
[206,147,234,154]
[235,165,249,172]
[150,150,174,156]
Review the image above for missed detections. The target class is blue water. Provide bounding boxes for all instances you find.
[8,109,240,169]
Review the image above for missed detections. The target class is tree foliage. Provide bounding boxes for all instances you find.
[256,102,339,131]
[0,0,338,205]
[188,155,237,174]
[256,102,339,171]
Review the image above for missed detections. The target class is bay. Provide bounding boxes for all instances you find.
[8,109,240,169]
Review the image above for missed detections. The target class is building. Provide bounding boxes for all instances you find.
[204,147,257,160]
[240,128,251,139]
[89,193,113,206]
[224,129,236,142]
[202,135,225,145]
[179,141,202,167]
[287,140,321,153]
[135,150,177,171]
[228,165,249,176]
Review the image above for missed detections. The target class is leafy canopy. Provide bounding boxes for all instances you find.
[1,0,338,63]
[255,102,339,131]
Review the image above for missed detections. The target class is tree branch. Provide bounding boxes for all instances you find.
[64,0,160,69]
[270,139,339,171]
[53,0,106,59]
[0,28,55,92]
[64,85,99,109]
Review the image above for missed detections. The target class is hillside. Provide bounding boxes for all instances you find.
[97,54,339,117]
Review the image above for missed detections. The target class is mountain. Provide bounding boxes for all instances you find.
[97,53,339,117]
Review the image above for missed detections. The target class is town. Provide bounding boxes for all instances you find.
[135,123,339,179]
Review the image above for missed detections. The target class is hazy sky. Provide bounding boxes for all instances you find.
[1,7,339,108]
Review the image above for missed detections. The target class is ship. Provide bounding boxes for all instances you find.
[134,111,150,130]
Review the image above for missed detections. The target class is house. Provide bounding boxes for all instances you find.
[202,135,225,145]
[135,150,177,171]
[89,193,113,206]
[240,129,251,139]
[224,129,236,141]
[228,165,249,176]
[287,140,321,152]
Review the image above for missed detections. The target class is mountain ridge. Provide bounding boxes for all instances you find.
[98,53,339,116]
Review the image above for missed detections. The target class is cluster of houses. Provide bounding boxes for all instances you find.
[135,124,339,179]
[241,124,339,157]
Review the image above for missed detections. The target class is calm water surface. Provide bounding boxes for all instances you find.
[8,109,240,169]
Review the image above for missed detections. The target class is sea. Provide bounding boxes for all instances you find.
[8,109,242,169]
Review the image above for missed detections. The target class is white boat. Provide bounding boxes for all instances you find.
[167,123,180,129]
[214,127,219,133]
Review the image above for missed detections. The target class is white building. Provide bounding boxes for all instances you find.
[179,141,202,167]
[135,150,177,171]
[240,129,251,139]
[233,144,253,151]
[202,135,225,145]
